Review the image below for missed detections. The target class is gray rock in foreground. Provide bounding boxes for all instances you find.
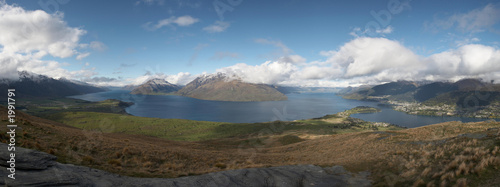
[0,143,371,187]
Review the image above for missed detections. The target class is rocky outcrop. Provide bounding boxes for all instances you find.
[0,143,371,187]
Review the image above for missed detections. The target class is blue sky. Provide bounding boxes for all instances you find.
[1,0,499,86]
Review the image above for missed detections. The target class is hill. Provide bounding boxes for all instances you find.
[0,71,106,98]
[176,73,287,102]
[130,78,181,95]
[0,105,499,186]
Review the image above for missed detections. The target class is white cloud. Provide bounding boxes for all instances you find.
[173,15,199,26]
[203,21,230,33]
[0,2,86,58]
[0,2,97,80]
[76,52,90,60]
[425,44,500,80]
[214,37,500,87]
[0,52,97,80]
[217,61,298,85]
[425,3,500,33]
[144,15,199,31]
[303,38,500,85]
[323,37,421,78]
[376,26,393,34]
[278,55,306,64]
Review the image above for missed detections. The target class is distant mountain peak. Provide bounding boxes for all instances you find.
[144,78,176,86]
[130,78,180,95]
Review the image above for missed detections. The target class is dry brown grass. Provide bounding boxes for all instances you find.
[1,107,499,186]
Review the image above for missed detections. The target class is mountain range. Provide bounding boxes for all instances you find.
[128,73,287,101]
[0,71,106,98]
[339,79,500,107]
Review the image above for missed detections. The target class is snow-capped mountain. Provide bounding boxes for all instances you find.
[177,72,287,102]
[130,78,181,95]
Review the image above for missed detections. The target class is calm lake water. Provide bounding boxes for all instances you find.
[69,90,497,128]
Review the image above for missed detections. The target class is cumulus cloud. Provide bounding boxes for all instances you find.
[425,3,500,33]
[217,61,298,85]
[0,2,85,58]
[0,2,96,80]
[323,37,421,78]
[304,37,500,84]
[424,44,500,81]
[203,21,230,33]
[144,15,199,31]
[213,37,500,87]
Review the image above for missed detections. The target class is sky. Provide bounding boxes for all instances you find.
[0,0,499,87]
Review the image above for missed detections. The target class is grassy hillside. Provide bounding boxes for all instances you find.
[43,106,394,141]
[1,100,500,186]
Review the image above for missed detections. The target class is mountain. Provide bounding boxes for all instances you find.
[340,79,500,105]
[130,78,181,95]
[453,78,487,91]
[414,82,458,102]
[176,73,287,101]
[369,81,418,96]
[0,71,106,98]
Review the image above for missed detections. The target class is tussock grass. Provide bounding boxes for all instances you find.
[1,106,499,186]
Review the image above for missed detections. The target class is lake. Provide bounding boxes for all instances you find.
[69,90,497,128]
